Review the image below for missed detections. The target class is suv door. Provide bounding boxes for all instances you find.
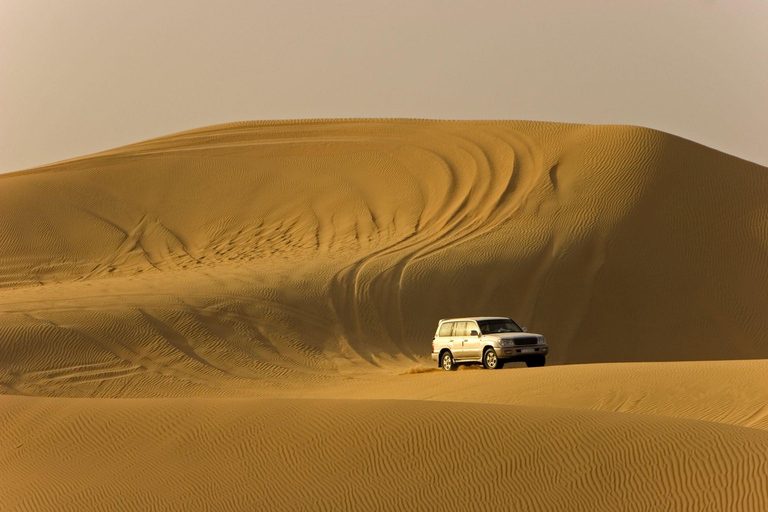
[462,321,483,359]
[451,321,468,359]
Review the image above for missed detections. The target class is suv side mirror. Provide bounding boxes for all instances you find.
[470,330,480,336]
[522,327,528,332]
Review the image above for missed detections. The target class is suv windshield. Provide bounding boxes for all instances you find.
[477,319,522,334]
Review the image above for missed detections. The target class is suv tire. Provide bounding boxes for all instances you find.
[483,348,504,370]
[526,355,546,368]
[441,351,458,371]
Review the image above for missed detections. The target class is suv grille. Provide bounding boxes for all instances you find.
[513,337,538,346]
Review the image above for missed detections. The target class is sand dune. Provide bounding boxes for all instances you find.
[2,120,768,397]
[2,120,768,510]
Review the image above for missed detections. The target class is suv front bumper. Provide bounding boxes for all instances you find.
[496,344,548,359]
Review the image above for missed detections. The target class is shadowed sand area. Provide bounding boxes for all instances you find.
[1,120,767,510]
[3,396,768,511]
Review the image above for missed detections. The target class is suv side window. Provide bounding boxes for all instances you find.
[453,321,467,337]
[438,322,454,337]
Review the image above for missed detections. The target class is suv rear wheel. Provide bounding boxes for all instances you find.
[441,351,458,371]
[483,348,504,370]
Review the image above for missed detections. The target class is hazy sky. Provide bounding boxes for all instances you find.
[2,0,767,172]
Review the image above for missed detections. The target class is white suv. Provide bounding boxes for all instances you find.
[431,317,548,371]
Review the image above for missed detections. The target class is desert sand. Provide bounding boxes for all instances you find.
[2,119,768,510]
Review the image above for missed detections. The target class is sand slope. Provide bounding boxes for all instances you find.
[2,120,768,511]
[312,359,768,430]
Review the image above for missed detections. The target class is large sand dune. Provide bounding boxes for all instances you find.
[2,120,767,510]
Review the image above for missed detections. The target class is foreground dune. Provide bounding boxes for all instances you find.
[2,120,767,510]
[2,396,767,512]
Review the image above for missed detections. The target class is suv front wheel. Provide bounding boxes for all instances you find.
[441,351,458,371]
[483,348,504,370]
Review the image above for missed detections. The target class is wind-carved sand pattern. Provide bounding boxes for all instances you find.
[1,120,768,511]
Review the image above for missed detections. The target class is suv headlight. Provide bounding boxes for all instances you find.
[539,337,546,344]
